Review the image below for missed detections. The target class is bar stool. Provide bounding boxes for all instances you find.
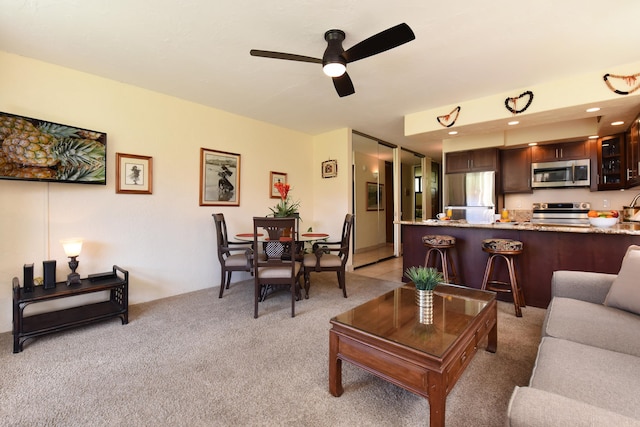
[480,238,526,317]
[422,235,458,284]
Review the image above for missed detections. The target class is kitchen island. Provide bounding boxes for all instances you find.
[400,220,640,309]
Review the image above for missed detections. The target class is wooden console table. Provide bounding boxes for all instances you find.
[12,265,128,353]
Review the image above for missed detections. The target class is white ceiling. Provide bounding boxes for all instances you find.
[2,0,640,160]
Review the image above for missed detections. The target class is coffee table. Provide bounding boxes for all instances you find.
[329,283,497,427]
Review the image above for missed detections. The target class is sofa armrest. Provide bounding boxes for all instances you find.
[507,387,640,427]
[551,270,616,304]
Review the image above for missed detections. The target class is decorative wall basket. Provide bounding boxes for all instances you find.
[415,289,434,325]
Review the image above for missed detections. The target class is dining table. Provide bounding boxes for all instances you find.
[233,232,330,243]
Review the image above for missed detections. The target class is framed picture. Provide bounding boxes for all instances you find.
[116,153,152,194]
[0,111,107,185]
[366,182,384,211]
[270,171,287,198]
[322,159,338,178]
[200,148,240,206]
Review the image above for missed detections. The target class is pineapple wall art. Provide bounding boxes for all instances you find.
[0,112,106,184]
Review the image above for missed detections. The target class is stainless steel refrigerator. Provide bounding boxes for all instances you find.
[444,171,496,223]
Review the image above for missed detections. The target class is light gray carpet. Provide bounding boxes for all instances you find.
[0,272,545,426]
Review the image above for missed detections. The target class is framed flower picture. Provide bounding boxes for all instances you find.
[270,171,287,198]
[116,153,152,194]
[199,148,241,206]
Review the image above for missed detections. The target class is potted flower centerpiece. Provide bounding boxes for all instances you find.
[404,266,443,324]
[269,181,301,237]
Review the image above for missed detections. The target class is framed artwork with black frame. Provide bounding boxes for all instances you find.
[366,181,384,211]
[270,171,287,198]
[200,148,241,206]
[116,153,152,194]
[0,111,107,185]
[322,159,338,178]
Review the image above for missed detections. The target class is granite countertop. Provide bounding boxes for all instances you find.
[398,220,640,235]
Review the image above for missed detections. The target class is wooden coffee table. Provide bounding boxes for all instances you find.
[329,283,497,427]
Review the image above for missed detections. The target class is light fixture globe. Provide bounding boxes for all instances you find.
[322,29,347,77]
[323,62,346,77]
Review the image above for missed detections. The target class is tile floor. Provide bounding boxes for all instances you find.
[352,255,405,283]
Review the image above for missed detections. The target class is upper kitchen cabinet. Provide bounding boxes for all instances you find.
[531,140,589,163]
[626,114,640,188]
[445,148,498,174]
[500,147,532,193]
[593,135,625,191]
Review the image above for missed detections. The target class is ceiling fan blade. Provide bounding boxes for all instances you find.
[342,23,415,63]
[333,72,355,97]
[250,49,322,64]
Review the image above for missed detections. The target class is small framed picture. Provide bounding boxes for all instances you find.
[322,159,338,178]
[270,171,287,198]
[366,182,384,211]
[200,148,241,206]
[116,153,152,194]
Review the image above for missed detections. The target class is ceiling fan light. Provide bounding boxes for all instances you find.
[323,62,346,77]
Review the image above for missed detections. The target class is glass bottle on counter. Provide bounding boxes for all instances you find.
[501,208,510,221]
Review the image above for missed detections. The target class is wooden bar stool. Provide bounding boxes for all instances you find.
[422,235,458,284]
[480,238,526,317]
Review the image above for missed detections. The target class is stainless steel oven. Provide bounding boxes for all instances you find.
[531,202,591,226]
[531,159,590,188]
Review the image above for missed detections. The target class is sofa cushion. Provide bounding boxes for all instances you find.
[544,297,640,357]
[605,245,640,315]
[508,386,640,427]
[529,337,640,420]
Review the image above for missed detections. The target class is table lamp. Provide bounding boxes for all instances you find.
[61,238,83,286]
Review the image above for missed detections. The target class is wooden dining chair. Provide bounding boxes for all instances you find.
[253,217,302,318]
[213,213,253,298]
[303,214,354,298]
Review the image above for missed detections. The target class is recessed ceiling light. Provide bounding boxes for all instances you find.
[508,121,519,126]
[612,121,625,126]
[528,142,537,146]
[586,107,600,113]
[588,135,599,139]
[448,131,458,135]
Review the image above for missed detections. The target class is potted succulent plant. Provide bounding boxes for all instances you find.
[404,266,443,324]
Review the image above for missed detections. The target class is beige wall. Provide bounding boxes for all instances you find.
[0,51,353,332]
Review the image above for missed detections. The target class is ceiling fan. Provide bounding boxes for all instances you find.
[250,23,415,97]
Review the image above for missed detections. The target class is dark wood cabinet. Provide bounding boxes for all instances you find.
[446,148,498,173]
[12,265,128,352]
[593,135,625,191]
[500,147,532,193]
[531,140,589,162]
[626,116,640,188]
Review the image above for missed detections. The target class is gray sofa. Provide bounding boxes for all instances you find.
[507,246,640,426]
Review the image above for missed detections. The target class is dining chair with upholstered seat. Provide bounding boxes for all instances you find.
[213,213,253,298]
[253,216,302,318]
[303,214,354,298]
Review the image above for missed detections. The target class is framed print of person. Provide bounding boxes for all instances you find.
[270,171,287,198]
[199,148,241,206]
[322,159,338,178]
[116,153,152,194]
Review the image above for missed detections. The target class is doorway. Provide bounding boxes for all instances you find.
[352,132,395,268]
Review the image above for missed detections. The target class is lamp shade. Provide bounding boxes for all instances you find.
[61,238,83,257]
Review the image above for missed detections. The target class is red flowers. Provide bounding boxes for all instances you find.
[274,181,290,200]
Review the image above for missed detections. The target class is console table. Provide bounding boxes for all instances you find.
[12,265,128,353]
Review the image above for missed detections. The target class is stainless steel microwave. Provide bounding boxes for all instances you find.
[531,159,590,188]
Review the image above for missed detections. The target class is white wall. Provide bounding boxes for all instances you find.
[0,51,330,332]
